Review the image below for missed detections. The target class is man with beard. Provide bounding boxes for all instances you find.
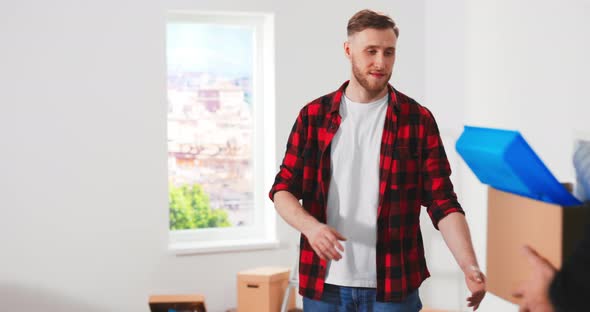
[269,9,486,311]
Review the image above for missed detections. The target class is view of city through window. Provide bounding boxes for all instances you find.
[167,23,255,230]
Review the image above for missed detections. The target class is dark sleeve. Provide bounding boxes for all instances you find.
[268,108,307,201]
[420,107,464,230]
[549,219,590,312]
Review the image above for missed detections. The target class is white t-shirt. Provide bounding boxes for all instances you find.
[324,93,388,288]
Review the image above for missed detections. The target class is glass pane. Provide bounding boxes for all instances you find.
[167,23,254,230]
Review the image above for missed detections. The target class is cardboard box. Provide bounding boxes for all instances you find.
[149,294,206,312]
[486,186,590,303]
[237,266,295,312]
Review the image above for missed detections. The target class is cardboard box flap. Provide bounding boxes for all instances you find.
[238,266,290,283]
[149,294,205,304]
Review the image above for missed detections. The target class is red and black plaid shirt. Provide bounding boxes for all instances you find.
[269,81,464,302]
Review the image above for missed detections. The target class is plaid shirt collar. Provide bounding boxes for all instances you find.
[328,80,400,115]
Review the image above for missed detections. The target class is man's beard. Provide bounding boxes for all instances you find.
[351,58,391,96]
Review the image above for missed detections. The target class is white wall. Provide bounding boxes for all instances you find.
[418,1,469,310]
[459,1,590,311]
[425,1,590,311]
[0,1,426,311]
[0,1,169,311]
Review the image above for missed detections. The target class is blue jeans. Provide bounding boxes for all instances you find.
[302,284,422,312]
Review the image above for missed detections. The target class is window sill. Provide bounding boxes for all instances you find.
[169,238,281,256]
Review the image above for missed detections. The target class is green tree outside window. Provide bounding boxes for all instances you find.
[169,183,231,230]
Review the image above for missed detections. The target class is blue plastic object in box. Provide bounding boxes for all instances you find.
[455,126,581,206]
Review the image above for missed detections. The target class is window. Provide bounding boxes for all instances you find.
[166,11,276,254]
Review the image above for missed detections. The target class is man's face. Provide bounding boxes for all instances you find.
[345,28,397,94]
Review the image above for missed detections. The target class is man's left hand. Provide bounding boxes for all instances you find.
[464,265,486,311]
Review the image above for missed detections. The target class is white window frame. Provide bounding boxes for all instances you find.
[166,11,277,255]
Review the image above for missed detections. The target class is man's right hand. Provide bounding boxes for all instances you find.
[304,223,346,261]
[271,191,346,261]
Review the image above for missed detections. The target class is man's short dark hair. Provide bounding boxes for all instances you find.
[347,9,399,37]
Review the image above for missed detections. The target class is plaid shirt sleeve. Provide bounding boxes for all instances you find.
[269,108,306,201]
[421,108,464,229]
